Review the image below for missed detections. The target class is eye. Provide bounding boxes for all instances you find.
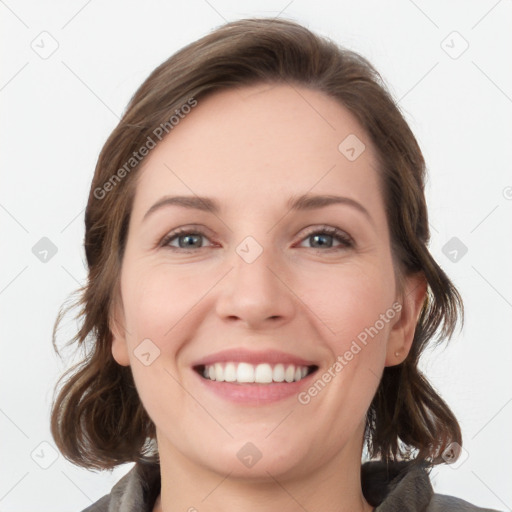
[160,227,213,251]
[160,225,354,252]
[297,226,354,251]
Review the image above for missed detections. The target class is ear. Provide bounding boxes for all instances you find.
[109,292,130,367]
[385,272,428,367]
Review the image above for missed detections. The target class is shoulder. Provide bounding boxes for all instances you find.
[81,493,110,511]
[362,460,502,512]
[427,493,503,512]
[78,461,160,512]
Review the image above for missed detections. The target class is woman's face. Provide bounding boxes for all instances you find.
[111,83,423,479]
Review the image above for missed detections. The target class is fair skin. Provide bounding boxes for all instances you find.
[110,83,427,512]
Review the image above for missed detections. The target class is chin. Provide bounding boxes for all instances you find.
[198,437,312,481]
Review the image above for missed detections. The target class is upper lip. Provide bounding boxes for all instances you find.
[192,348,317,368]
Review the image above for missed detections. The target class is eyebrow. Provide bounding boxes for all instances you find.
[142,193,373,224]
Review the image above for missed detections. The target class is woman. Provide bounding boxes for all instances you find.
[50,17,501,512]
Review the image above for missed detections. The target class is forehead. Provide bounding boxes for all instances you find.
[132,83,383,219]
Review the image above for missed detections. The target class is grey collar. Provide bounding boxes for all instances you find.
[99,459,433,512]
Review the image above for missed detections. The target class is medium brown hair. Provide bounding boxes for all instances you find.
[51,17,463,471]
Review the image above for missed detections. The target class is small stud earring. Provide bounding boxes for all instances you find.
[394,351,400,357]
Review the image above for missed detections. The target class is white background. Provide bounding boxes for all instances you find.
[1,1,511,511]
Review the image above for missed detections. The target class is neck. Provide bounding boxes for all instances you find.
[154,430,374,512]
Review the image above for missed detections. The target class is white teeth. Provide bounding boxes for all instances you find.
[214,363,224,382]
[224,362,237,382]
[273,363,285,382]
[254,363,273,383]
[203,362,311,384]
[237,362,254,383]
[284,365,295,383]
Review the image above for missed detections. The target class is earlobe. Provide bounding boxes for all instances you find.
[109,299,131,367]
[385,272,428,366]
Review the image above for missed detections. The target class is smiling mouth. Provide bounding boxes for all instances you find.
[193,362,319,384]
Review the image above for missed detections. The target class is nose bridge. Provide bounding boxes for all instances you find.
[234,235,278,288]
[233,234,282,301]
[215,234,295,326]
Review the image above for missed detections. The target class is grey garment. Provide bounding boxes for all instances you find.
[81,459,501,512]
[362,461,501,512]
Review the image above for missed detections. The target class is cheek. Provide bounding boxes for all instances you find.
[299,260,396,349]
[119,263,216,407]
[299,264,396,414]
[298,269,396,426]
[120,264,194,426]
[123,262,204,342]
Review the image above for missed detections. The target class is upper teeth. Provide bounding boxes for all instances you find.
[203,362,309,384]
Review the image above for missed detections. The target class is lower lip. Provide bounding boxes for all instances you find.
[193,369,317,405]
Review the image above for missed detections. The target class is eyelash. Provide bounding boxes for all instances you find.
[159,225,354,253]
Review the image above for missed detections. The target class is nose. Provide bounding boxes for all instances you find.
[215,241,296,329]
